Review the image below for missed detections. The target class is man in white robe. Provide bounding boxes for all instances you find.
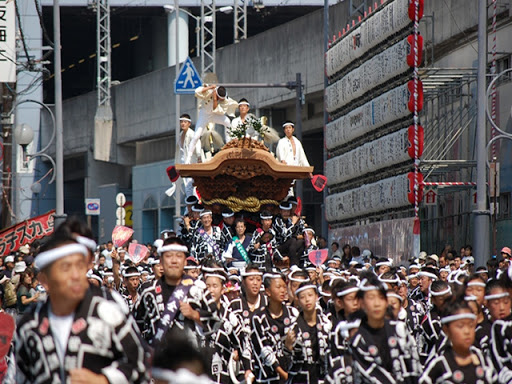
[185,85,238,164]
[275,120,312,196]
[275,120,310,167]
[177,114,204,197]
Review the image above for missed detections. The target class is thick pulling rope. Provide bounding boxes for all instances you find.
[201,196,279,212]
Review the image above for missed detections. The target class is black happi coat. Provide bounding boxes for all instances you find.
[351,319,420,384]
[204,296,244,383]
[420,345,496,384]
[286,309,331,384]
[132,275,218,345]
[490,314,512,383]
[229,293,268,372]
[251,304,299,384]
[15,289,149,384]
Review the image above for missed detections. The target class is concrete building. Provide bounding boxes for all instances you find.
[7,0,512,256]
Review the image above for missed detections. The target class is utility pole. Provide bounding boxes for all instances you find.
[174,0,182,230]
[473,0,491,267]
[323,0,329,239]
[294,73,304,201]
[53,0,66,227]
[1,83,14,229]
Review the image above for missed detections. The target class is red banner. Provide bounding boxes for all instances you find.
[0,210,55,256]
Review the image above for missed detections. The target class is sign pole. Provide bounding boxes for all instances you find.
[174,0,181,231]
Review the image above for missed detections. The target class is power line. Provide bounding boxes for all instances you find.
[14,0,32,67]
[33,0,54,48]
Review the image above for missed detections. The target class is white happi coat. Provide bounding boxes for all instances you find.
[178,127,203,164]
[275,136,310,167]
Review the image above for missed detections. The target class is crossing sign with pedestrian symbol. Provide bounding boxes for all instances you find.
[174,57,202,94]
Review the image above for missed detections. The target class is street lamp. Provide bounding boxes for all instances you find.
[13,124,34,167]
[12,121,57,184]
[164,5,200,58]
[10,100,58,187]
[163,5,233,58]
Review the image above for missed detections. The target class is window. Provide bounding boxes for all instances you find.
[498,192,511,220]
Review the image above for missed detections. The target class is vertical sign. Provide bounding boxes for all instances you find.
[0,0,16,82]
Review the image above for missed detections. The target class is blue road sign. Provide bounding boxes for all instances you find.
[174,57,202,94]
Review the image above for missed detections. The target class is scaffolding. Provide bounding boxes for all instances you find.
[418,67,479,252]
[96,0,111,107]
[234,0,247,43]
[201,0,216,76]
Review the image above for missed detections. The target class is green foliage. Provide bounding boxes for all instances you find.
[228,114,269,140]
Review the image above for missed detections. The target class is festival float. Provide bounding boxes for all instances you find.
[175,116,316,214]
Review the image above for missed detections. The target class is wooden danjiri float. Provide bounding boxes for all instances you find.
[176,136,313,213]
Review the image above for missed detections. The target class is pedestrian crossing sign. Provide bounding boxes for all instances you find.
[174,57,202,94]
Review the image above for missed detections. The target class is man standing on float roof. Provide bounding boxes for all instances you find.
[185,84,238,164]
[226,98,260,143]
[177,113,203,198]
[276,120,310,167]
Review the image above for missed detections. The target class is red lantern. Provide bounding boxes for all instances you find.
[408,0,424,21]
[407,172,424,204]
[408,79,424,112]
[407,125,424,158]
[407,34,424,67]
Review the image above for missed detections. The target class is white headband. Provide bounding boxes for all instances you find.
[204,273,226,282]
[222,212,234,218]
[87,270,103,284]
[337,287,359,297]
[200,210,212,217]
[475,269,488,274]
[430,286,452,297]
[263,273,283,280]
[418,271,438,280]
[484,292,510,300]
[441,313,476,324]
[282,122,294,128]
[75,236,97,252]
[378,274,400,284]
[318,287,332,297]
[375,261,392,268]
[467,281,486,288]
[35,243,88,270]
[238,101,250,106]
[202,266,225,273]
[359,279,382,292]
[464,295,477,301]
[241,271,263,277]
[289,275,310,283]
[295,284,318,296]
[158,244,188,255]
[124,272,141,278]
[180,117,191,122]
[387,292,403,302]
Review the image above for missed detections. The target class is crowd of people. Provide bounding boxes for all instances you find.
[1,204,512,384]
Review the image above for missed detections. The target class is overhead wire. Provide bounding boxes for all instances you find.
[14,0,32,68]
[33,0,54,48]
[441,0,478,54]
